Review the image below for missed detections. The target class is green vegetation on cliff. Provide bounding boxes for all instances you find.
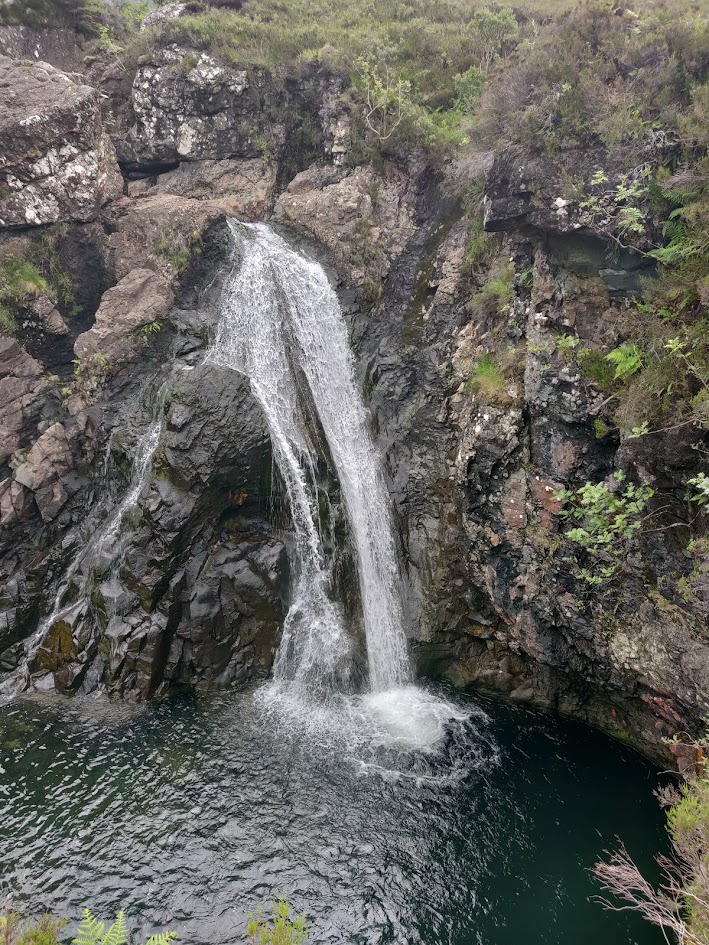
[470,1,709,439]
[0,237,76,336]
[0,0,109,34]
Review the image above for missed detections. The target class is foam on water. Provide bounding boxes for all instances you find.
[252,679,491,789]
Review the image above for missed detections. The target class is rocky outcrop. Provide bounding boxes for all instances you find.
[434,233,709,755]
[122,46,287,168]
[0,55,121,228]
[0,20,706,765]
[107,193,226,281]
[74,268,174,361]
[13,421,76,521]
[126,158,278,219]
[97,363,284,698]
[275,164,416,291]
[0,337,49,466]
[352,161,709,758]
[140,2,188,31]
[11,351,287,699]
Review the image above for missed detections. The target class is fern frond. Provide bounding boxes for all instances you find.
[144,932,178,945]
[662,216,689,241]
[651,243,690,265]
[101,912,128,945]
[73,910,105,945]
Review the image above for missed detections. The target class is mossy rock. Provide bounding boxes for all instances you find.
[35,619,78,671]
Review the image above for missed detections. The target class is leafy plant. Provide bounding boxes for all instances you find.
[0,909,175,945]
[73,910,176,945]
[62,353,113,402]
[468,6,519,74]
[356,59,412,143]
[555,471,655,585]
[0,237,77,335]
[0,306,18,335]
[0,910,66,945]
[605,344,644,382]
[246,901,307,945]
[120,0,149,30]
[595,743,709,945]
[469,262,515,317]
[689,473,709,507]
[453,66,486,114]
[135,321,162,340]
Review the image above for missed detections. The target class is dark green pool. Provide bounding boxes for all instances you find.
[0,682,666,945]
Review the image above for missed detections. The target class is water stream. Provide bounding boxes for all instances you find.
[0,412,164,701]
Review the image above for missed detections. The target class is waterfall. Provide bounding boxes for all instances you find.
[41,415,164,630]
[0,413,164,701]
[207,223,410,693]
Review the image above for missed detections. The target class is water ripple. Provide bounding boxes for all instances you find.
[1,683,666,945]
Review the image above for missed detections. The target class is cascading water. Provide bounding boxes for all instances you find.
[0,412,164,701]
[43,416,163,629]
[207,223,410,694]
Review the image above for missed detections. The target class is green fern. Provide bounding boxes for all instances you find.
[73,910,105,945]
[144,933,178,945]
[72,911,174,945]
[101,913,128,945]
[605,343,643,381]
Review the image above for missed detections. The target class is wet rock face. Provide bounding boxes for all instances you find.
[2,351,287,701]
[98,363,285,698]
[0,338,49,467]
[427,231,709,758]
[275,164,416,292]
[164,536,288,690]
[275,159,708,758]
[0,56,121,228]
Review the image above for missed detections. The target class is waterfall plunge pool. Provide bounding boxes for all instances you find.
[1,681,666,945]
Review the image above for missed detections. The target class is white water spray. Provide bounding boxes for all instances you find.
[208,223,410,693]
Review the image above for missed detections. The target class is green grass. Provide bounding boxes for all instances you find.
[466,352,509,402]
[0,252,51,336]
[0,0,107,34]
[0,240,76,336]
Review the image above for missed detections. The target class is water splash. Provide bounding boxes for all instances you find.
[208,223,410,693]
